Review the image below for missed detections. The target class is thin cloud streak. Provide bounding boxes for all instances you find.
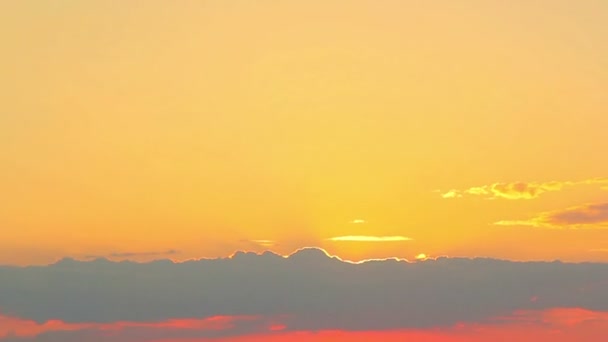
[441,177,608,200]
[350,219,367,224]
[3,309,608,342]
[83,249,180,260]
[0,315,253,339]
[441,190,462,199]
[495,202,608,229]
[326,236,413,242]
[250,240,276,247]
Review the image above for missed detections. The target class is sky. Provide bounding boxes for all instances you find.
[1,1,608,340]
[2,0,608,265]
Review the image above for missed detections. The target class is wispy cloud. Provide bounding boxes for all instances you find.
[3,309,608,342]
[83,249,180,259]
[590,249,608,253]
[441,178,608,200]
[327,236,413,242]
[441,190,462,199]
[0,314,256,339]
[4,309,608,342]
[250,240,276,247]
[495,202,608,228]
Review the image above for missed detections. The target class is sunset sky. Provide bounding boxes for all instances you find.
[3,0,608,265]
[1,1,608,340]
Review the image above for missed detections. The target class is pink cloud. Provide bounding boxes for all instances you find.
[150,308,608,342]
[0,314,258,339]
[2,308,608,342]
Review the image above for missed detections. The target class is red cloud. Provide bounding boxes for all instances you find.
[0,314,257,338]
[0,315,89,338]
[2,308,608,342]
[151,309,608,342]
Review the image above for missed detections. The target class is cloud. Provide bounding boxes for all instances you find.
[326,236,412,242]
[0,314,257,339]
[2,247,608,336]
[350,219,366,224]
[495,202,608,228]
[441,178,608,200]
[250,240,276,247]
[83,249,180,260]
[549,203,608,225]
[0,315,274,342]
[494,220,541,227]
[441,190,462,199]
[3,309,608,342]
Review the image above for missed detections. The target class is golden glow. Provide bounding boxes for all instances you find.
[415,254,428,260]
[251,240,276,247]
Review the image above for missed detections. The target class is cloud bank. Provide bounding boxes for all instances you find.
[1,248,608,334]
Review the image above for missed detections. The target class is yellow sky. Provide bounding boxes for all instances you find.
[2,1,608,265]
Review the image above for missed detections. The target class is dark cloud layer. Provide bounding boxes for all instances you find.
[1,248,608,333]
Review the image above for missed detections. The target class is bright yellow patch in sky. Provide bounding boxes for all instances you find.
[1,1,608,265]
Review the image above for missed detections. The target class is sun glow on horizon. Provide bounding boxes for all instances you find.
[415,253,428,260]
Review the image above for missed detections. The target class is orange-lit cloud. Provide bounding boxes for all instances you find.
[526,307,608,327]
[0,314,255,339]
[441,178,608,200]
[4,308,608,342]
[250,240,276,247]
[326,236,412,242]
[496,202,608,228]
[440,190,463,198]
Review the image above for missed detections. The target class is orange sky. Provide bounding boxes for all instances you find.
[1,1,608,265]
